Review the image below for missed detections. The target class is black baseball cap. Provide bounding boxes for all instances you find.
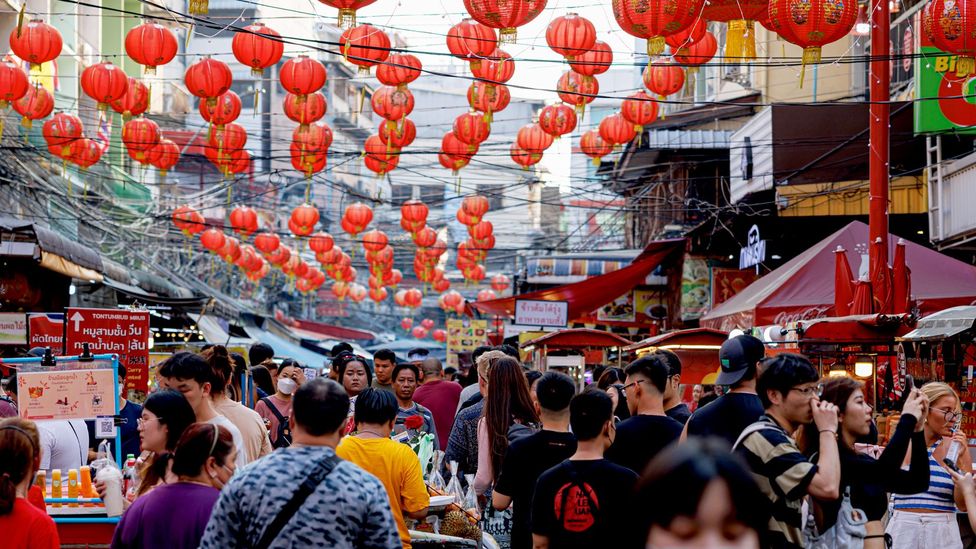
[716,335,765,386]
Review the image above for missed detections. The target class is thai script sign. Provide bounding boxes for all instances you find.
[65,308,150,393]
[515,300,569,328]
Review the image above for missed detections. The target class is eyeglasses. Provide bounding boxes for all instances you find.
[137,417,161,427]
[932,407,963,423]
[791,383,824,398]
[622,379,648,391]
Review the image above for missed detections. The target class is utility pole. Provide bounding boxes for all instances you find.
[869,0,890,285]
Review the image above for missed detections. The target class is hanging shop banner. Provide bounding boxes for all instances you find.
[515,300,569,328]
[64,308,151,393]
[26,313,64,351]
[596,291,636,322]
[17,359,116,421]
[680,257,711,321]
[0,312,27,345]
[446,319,488,368]
[915,12,976,134]
[711,268,759,308]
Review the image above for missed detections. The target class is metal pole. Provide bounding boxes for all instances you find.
[869,0,891,278]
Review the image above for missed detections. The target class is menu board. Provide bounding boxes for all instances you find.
[446,319,488,368]
[17,360,116,421]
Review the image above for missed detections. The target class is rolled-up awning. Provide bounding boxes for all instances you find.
[471,238,685,320]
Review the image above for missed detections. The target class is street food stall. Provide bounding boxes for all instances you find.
[623,328,728,384]
[520,329,633,388]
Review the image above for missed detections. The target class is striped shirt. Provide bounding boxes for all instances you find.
[891,441,956,512]
[736,415,818,549]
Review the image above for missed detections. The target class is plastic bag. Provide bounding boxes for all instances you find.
[92,441,125,517]
[463,474,478,513]
[428,450,446,491]
[414,433,435,480]
[445,461,466,507]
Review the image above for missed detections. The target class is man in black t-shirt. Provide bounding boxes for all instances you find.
[682,334,766,447]
[532,390,638,549]
[605,355,682,475]
[494,372,577,549]
[653,349,691,425]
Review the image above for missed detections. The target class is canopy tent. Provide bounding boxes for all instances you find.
[701,221,976,331]
[470,238,686,320]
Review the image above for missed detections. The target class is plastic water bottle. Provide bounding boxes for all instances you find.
[122,454,137,498]
[947,439,963,464]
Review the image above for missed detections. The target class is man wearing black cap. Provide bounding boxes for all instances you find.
[681,334,766,446]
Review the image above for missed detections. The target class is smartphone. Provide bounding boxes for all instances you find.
[905,374,914,391]
[944,458,963,474]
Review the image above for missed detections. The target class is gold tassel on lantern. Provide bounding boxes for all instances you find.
[726,20,758,61]
[646,36,666,56]
[499,27,517,44]
[799,46,821,88]
[338,8,356,29]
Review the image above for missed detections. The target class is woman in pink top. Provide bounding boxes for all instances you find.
[255,360,303,448]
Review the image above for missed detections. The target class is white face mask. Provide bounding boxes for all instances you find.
[277,377,298,395]
[119,383,126,398]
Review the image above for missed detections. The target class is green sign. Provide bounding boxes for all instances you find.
[915,45,976,135]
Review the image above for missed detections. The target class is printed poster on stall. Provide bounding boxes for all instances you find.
[26,313,64,352]
[711,268,759,308]
[17,367,116,421]
[0,312,26,344]
[446,319,488,368]
[64,308,150,393]
[596,291,636,322]
[681,257,711,321]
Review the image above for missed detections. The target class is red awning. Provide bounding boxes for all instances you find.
[295,319,375,341]
[701,221,976,330]
[520,329,634,350]
[471,238,686,320]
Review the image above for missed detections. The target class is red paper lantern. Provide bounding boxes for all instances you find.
[467,82,511,120]
[200,91,242,129]
[442,131,477,158]
[511,142,542,169]
[432,329,447,342]
[293,123,333,153]
[579,128,613,164]
[125,22,177,74]
[674,31,718,67]
[209,122,247,156]
[0,60,28,108]
[702,0,766,59]
[218,237,242,263]
[538,103,578,137]
[384,268,403,287]
[226,149,251,175]
[453,112,491,146]
[232,22,284,76]
[546,13,597,60]
[404,288,423,308]
[42,112,83,156]
[376,53,422,88]
[70,138,103,169]
[433,278,451,293]
[401,200,428,234]
[569,40,613,76]
[470,48,515,83]
[643,61,685,97]
[13,85,53,128]
[364,134,398,162]
[280,55,327,96]
[340,24,391,75]
[462,195,490,223]
[413,226,438,248]
[317,0,378,28]
[343,202,374,236]
[490,273,510,292]
[9,19,62,69]
[283,92,327,128]
[439,152,470,173]
[599,113,638,145]
[477,289,497,302]
[290,142,327,177]
[110,77,149,118]
[254,231,281,254]
[149,139,180,175]
[447,19,497,66]
[379,118,416,148]
[184,57,233,107]
[767,0,858,68]
[400,317,413,330]
[462,0,547,43]
[371,86,414,123]
[557,71,599,113]
[611,0,703,56]
[420,318,435,330]
[364,153,399,176]
[291,204,320,236]
[469,220,493,241]
[200,228,226,252]
[332,281,350,300]
[228,206,258,237]
[369,287,388,303]
[443,290,463,309]
[122,117,161,160]
[923,0,976,75]
[517,123,554,154]
[621,91,659,133]
[81,61,129,110]
[666,18,707,50]
[412,326,429,339]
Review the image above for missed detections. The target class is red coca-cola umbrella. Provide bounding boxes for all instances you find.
[833,246,854,317]
[892,239,912,315]
[850,277,873,316]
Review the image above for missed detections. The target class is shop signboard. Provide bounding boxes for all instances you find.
[446,319,488,368]
[739,225,766,272]
[17,359,116,421]
[712,269,759,307]
[64,308,150,393]
[515,300,569,328]
[681,257,711,321]
[26,313,64,351]
[915,12,976,134]
[0,312,26,344]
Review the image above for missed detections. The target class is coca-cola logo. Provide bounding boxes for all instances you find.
[773,306,831,325]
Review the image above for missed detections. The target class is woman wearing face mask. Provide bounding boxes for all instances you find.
[111,423,236,549]
[0,417,59,548]
[801,378,929,549]
[255,359,303,448]
[888,382,972,549]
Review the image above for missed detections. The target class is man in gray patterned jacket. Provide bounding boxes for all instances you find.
[200,378,400,549]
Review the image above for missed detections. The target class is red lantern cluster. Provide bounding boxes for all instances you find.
[340,24,391,75]
[611,0,704,57]
[462,0,547,43]
[767,0,858,68]
[125,22,178,74]
[231,22,284,76]
[184,57,233,109]
[546,13,597,60]
[172,205,206,238]
[455,195,494,283]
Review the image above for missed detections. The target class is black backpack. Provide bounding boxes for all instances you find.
[261,398,292,449]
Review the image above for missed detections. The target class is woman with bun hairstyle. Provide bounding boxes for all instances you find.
[0,417,59,548]
[112,423,236,549]
[202,346,273,460]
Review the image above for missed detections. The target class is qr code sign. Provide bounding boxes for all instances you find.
[95,416,116,438]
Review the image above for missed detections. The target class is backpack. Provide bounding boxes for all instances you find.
[260,397,292,449]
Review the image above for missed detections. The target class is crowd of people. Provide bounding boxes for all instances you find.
[3,334,976,548]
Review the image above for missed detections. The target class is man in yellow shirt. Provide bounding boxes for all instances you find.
[337,388,429,548]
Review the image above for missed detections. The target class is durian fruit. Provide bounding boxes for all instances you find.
[461,521,482,541]
[440,511,470,538]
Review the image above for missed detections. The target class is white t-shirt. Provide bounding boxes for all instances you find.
[206,414,249,467]
[37,419,89,474]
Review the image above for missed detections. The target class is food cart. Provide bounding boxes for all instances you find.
[623,328,728,385]
[1,351,123,547]
[519,329,633,388]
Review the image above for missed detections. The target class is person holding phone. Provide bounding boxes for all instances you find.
[888,382,972,549]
